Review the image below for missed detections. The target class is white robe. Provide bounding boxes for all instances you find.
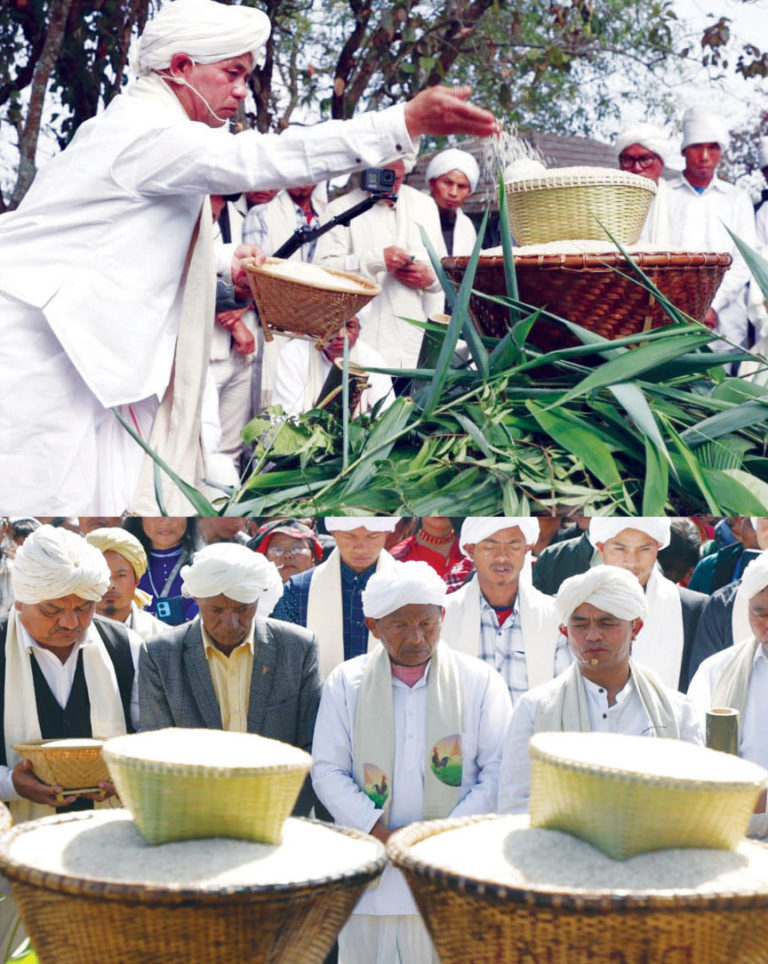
[0,76,418,513]
[315,184,447,368]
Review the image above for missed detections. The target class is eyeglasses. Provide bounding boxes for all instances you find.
[266,546,312,559]
[618,152,659,171]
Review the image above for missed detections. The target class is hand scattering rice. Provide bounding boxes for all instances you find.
[7,811,382,889]
[412,815,768,896]
[104,728,309,771]
[259,260,369,293]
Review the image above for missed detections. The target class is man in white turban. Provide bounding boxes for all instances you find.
[497,565,702,814]
[272,517,402,680]
[665,107,756,348]
[589,519,707,691]
[85,527,166,641]
[138,541,320,813]
[615,122,671,246]
[311,560,511,964]
[0,0,501,517]
[424,147,479,256]
[441,518,569,705]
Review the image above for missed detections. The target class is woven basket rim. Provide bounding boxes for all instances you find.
[442,252,733,270]
[387,815,768,910]
[0,813,386,904]
[13,739,104,755]
[503,167,657,195]
[102,747,310,779]
[243,257,381,297]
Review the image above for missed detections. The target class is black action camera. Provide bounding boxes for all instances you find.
[360,167,397,194]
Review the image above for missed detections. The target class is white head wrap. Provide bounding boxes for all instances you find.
[12,525,110,604]
[681,107,729,151]
[615,122,669,166]
[588,518,670,551]
[362,560,446,619]
[129,0,271,77]
[459,517,539,556]
[555,565,648,624]
[85,528,148,580]
[740,552,768,601]
[759,137,768,169]
[325,517,400,534]
[425,149,480,193]
[181,543,283,612]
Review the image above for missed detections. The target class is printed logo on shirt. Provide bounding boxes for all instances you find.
[430,735,463,787]
[363,764,389,808]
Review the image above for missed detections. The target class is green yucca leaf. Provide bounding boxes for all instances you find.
[728,230,768,301]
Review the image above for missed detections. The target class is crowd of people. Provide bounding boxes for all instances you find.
[1,514,767,962]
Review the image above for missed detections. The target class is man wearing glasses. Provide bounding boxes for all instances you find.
[615,122,671,247]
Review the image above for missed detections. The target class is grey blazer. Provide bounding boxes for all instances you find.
[138,615,321,814]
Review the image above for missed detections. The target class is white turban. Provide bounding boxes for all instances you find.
[12,525,110,604]
[362,560,446,619]
[425,149,480,193]
[681,107,729,151]
[459,517,539,556]
[588,518,670,551]
[85,528,148,580]
[615,123,669,166]
[740,552,768,601]
[759,137,768,169]
[555,566,648,624]
[130,0,271,77]
[325,517,400,533]
[181,543,283,613]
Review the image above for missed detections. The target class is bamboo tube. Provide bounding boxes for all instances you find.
[706,707,739,756]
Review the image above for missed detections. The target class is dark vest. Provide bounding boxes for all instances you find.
[0,615,135,810]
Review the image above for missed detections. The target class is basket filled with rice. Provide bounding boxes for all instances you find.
[388,813,768,964]
[0,809,386,964]
[102,728,311,845]
[11,738,109,793]
[243,257,381,347]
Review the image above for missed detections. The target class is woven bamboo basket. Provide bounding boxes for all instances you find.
[244,257,381,347]
[0,802,10,832]
[11,739,108,791]
[0,811,386,964]
[442,251,731,352]
[102,729,311,845]
[503,167,656,245]
[529,733,767,860]
[388,814,768,964]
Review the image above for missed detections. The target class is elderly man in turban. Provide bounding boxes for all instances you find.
[424,147,480,256]
[688,551,768,834]
[138,542,320,813]
[1,526,140,824]
[311,560,511,964]
[85,527,167,641]
[589,519,707,691]
[441,518,569,705]
[665,107,756,346]
[497,566,702,814]
[615,121,671,247]
[0,0,501,517]
[272,517,401,680]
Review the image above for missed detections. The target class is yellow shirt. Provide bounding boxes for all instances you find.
[202,622,255,732]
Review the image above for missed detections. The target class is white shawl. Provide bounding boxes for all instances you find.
[631,567,684,689]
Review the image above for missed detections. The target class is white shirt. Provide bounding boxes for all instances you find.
[0,621,142,800]
[310,646,512,915]
[125,602,167,643]
[497,670,703,815]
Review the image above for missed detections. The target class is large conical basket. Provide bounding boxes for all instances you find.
[0,810,386,964]
[388,814,768,964]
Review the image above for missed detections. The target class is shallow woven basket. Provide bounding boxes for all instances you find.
[388,815,768,964]
[11,740,108,791]
[103,730,311,845]
[529,733,766,860]
[442,252,731,352]
[503,167,656,245]
[244,257,381,347]
[0,801,10,832]
[0,812,386,964]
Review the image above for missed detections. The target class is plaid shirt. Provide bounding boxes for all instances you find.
[478,593,572,706]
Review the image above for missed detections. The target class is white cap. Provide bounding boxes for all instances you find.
[362,560,446,619]
[681,107,729,151]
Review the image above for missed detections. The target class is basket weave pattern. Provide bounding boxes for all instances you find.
[244,257,380,346]
[12,740,108,790]
[103,752,308,845]
[504,170,656,245]
[388,816,768,964]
